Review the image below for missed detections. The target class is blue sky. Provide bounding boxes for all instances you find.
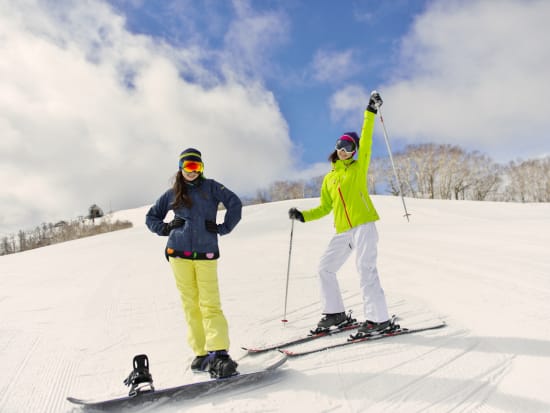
[1,0,550,233]
[108,0,428,164]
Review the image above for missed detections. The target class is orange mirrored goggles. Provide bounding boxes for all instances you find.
[181,161,203,173]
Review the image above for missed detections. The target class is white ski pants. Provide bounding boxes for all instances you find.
[318,222,389,322]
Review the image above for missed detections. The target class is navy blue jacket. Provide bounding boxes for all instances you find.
[146,177,242,260]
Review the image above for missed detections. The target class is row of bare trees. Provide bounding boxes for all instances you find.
[1,216,132,256]
[376,144,549,202]
[503,158,550,202]
[3,145,546,255]
[247,144,549,203]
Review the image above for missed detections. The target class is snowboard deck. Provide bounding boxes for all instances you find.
[67,354,287,410]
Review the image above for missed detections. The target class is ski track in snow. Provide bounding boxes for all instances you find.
[1,197,550,412]
[0,332,80,413]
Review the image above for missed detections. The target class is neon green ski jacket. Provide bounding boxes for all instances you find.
[301,109,379,233]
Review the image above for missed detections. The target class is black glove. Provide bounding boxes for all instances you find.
[288,208,305,222]
[162,216,185,236]
[205,220,219,233]
[366,90,383,114]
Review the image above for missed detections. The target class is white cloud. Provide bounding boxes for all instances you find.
[312,49,359,83]
[223,0,290,79]
[0,0,292,233]
[335,0,550,162]
[329,84,370,124]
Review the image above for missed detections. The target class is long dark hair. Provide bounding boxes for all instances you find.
[328,150,339,163]
[171,171,193,209]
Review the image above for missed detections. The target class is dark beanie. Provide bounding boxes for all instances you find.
[178,148,202,168]
[341,132,360,148]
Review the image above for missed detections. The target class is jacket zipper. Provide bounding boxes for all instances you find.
[337,185,353,229]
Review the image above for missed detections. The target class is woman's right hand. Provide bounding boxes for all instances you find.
[162,216,185,235]
[288,208,305,222]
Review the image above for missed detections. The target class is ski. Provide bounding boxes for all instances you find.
[279,322,446,357]
[67,353,287,410]
[242,314,361,354]
[242,313,401,354]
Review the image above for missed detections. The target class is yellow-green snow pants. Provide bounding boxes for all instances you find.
[169,258,229,355]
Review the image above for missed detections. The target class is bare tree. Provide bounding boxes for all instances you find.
[305,176,324,198]
[466,153,502,201]
[504,157,550,202]
[1,235,15,255]
[368,158,385,195]
[270,180,305,201]
[88,204,104,223]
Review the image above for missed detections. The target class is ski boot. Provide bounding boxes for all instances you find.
[201,350,239,379]
[123,354,154,396]
[350,316,399,339]
[190,354,209,372]
[310,310,357,334]
[358,319,392,334]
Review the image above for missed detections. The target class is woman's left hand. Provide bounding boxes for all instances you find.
[205,220,219,233]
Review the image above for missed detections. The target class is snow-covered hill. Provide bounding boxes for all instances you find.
[1,196,549,412]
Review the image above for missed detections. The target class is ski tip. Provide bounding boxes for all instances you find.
[67,397,84,404]
[242,347,264,354]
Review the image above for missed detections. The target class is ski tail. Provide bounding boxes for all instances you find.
[242,310,361,354]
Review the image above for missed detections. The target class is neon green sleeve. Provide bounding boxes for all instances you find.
[302,175,333,222]
[358,110,376,175]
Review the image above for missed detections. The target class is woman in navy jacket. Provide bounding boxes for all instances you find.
[146,148,242,378]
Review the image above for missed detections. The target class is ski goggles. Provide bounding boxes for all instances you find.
[335,137,356,154]
[181,160,203,173]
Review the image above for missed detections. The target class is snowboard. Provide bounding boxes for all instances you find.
[67,354,287,410]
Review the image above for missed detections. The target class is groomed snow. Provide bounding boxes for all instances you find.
[1,196,549,412]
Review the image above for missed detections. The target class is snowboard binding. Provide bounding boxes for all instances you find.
[123,354,154,396]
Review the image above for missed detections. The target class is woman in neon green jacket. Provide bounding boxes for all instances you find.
[289,91,391,335]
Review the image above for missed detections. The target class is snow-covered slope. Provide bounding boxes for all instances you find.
[1,196,549,412]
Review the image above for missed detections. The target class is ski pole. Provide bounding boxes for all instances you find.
[281,218,294,323]
[376,104,411,222]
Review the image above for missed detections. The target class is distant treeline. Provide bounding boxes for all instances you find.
[1,216,132,256]
[244,144,550,204]
[2,144,547,255]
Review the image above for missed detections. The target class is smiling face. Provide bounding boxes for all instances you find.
[181,169,200,181]
[178,148,203,180]
[334,135,356,160]
[180,159,203,182]
[336,148,354,160]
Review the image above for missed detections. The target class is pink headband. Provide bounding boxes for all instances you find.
[339,135,355,143]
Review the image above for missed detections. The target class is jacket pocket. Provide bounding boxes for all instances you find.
[359,191,371,212]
